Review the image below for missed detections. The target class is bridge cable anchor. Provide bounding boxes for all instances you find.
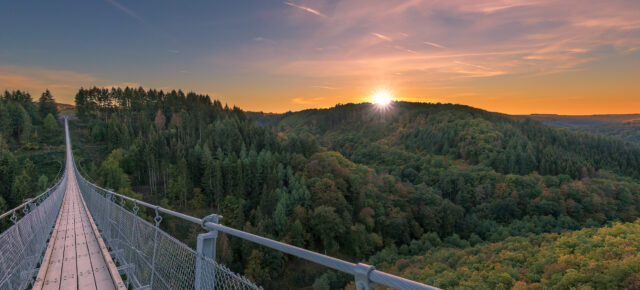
[153,206,163,226]
[10,211,17,224]
[132,201,139,216]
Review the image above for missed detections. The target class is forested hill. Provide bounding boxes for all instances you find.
[524,113,640,145]
[0,90,65,218]
[72,89,640,288]
[256,102,640,180]
[379,220,640,289]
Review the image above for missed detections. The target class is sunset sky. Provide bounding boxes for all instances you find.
[1,0,639,114]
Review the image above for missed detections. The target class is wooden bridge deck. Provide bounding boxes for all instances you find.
[32,122,125,290]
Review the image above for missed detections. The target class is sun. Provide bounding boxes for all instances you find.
[371,90,393,106]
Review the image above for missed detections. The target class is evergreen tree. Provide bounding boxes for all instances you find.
[5,102,32,142]
[38,89,58,119]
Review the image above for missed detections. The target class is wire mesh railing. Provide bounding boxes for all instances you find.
[0,171,68,289]
[74,165,261,290]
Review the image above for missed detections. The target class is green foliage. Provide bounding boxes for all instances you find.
[97,149,131,192]
[189,188,204,209]
[11,159,36,204]
[0,196,6,213]
[38,175,50,191]
[310,206,345,252]
[42,113,59,141]
[245,250,270,285]
[5,101,32,142]
[0,148,18,198]
[0,90,64,215]
[382,220,640,289]
[312,271,338,290]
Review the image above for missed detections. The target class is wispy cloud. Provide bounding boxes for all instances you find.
[283,2,326,17]
[105,0,144,22]
[255,36,277,44]
[423,41,446,49]
[372,32,392,42]
[260,0,640,80]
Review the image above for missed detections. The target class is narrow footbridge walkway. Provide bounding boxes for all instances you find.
[33,133,123,289]
[0,118,437,290]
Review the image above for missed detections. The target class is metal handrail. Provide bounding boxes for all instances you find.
[0,175,65,221]
[72,159,437,290]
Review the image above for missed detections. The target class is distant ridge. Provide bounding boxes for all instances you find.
[523,113,640,145]
[523,114,640,123]
[56,103,75,111]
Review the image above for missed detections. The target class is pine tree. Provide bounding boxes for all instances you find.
[6,102,31,142]
[38,89,58,119]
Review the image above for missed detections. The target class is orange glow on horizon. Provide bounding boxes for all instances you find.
[370,89,393,106]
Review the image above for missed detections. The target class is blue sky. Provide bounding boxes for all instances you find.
[1,0,640,114]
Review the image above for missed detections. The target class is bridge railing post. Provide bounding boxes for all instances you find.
[354,263,376,290]
[195,214,221,290]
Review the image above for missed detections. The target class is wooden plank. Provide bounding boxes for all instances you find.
[32,187,66,289]
[74,183,97,290]
[39,192,71,289]
[77,175,126,290]
[59,190,78,290]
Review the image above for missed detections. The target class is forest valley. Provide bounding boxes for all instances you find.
[3,87,640,289]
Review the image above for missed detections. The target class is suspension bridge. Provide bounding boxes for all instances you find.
[0,118,437,290]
